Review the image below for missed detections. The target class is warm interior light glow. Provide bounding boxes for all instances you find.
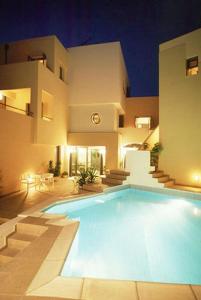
[193,174,200,182]
[0,93,3,100]
[187,66,198,76]
[135,117,151,129]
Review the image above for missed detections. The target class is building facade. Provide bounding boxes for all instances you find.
[159,28,201,187]
[0,36,158,195]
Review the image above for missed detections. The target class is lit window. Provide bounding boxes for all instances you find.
[186,56,198,76]
[135,117,151,129]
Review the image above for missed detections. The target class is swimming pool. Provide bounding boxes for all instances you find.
[45,188,201,284]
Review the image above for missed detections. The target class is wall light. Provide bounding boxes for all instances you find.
[193,174,200,182]
[0,93,4,101]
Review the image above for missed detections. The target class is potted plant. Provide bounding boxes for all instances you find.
[87,167,98,184]
[54,161,61,177]
[150,143,163,170]
[61,171,68,178]
[48,160,55,174]
[77,168,88,187]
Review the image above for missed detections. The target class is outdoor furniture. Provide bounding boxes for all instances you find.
[38,173,54,191]
[20,173,54,193]
[20,174,38,193]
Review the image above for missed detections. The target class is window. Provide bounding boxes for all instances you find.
[119,115,124,128]
[59,66,64,81]
[186,56,198,76]
[135,117,151,129]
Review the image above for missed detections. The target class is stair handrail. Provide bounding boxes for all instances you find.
[139,125,159,150]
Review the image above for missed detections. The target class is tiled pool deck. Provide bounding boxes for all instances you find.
[1,179,201,300]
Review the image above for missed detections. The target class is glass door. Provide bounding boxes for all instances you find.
[69,146,105,176]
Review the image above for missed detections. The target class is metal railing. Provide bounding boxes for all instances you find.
[0,103,33,116]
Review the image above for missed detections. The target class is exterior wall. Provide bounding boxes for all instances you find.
[118,128,149,146]
[54,37,69,84]
[69,104,118,132]
[0,36,55,71]
[0,109,55,195]
[68,132,121,170]
[0,36,69,195]
[0,61,68,146]
[37,63,68,145]
[124,97,159,128]
[68,42,128,111]
[159,28,201,187]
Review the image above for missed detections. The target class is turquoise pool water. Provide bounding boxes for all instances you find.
[45,188,201,284]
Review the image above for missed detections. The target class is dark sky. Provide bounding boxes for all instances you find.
[0,0,201,96]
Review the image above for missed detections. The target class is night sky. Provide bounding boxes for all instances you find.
[0,0,201,96]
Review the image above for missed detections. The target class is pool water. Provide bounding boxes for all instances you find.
[45,188,201,284]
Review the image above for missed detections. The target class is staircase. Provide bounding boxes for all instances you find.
[102,169,130,186]
[150,170,175,187]
[0,221,47,267]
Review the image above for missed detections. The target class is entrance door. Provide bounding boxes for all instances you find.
[69,147,105,176]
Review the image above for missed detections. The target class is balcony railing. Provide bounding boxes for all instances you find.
[0,103,32,116]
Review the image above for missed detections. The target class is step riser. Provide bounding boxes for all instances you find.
[152,172,164,178]
[164,180,175,187]
[107,174,127,180]
[16,223,47,237]
[110,170,130,176]
[102,178,123,186]
[158,176,170,183]
[8,239,30,250]
[0,255,12,264]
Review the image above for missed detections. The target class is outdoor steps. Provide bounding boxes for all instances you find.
[102,169,130,186]
[7,232,37,250]
[164,179,175,187]
[102,177,123,186]
[107,174,127,180]
[150,171,175,187]
[0,246,19,265]
[0,218,48,267]
[110,169,130,176]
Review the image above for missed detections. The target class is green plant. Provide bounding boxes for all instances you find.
[61,171,68,177]
[54,161,61,177]
[87,168,98,183]
[77,168,89,186]
[150,143,163,170]
[48,160,55,174]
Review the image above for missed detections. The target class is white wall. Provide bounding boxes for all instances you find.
[125,151,164,187]
[68,42,128,111]
[159,28,201,187]
[69,104,118,132]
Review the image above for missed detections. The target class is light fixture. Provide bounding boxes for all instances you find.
[0,93,4,101]
[193,174,200,182]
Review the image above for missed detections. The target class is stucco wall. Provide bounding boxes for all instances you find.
[124,97,159,128]
[69,104,118,132]
[159,28,201,187]
[0,61,68,146]
[68,42,128,111]
[0,36,55,71]
[0,109,55,195]
[37,63,68,145]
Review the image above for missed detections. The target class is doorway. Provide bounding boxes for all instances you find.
[69,146,106,176]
